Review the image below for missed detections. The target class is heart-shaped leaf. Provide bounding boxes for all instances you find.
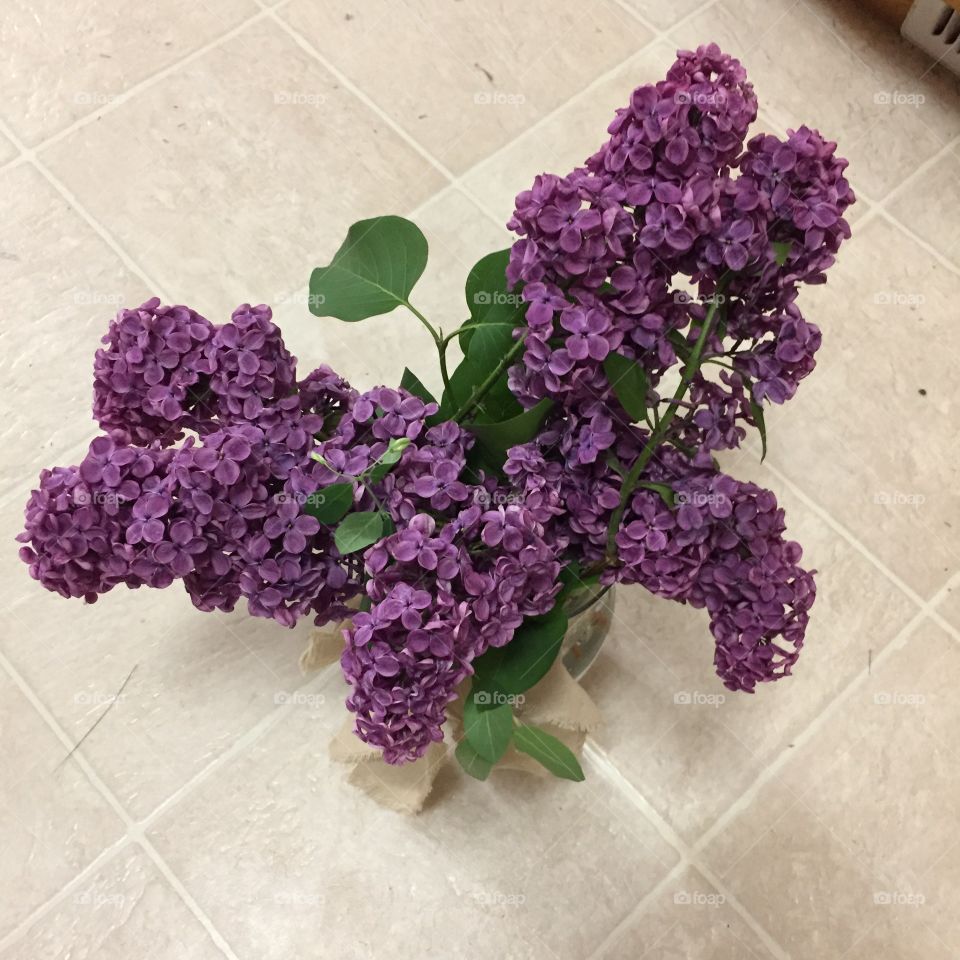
[310,216,428,321]
[334,511,384,555]
[513,724,585,781]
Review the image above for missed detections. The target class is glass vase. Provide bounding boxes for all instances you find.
[560,584,615,681]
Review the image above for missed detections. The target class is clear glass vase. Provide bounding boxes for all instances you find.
[560,584,615,681]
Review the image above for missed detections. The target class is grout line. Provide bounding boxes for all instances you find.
[0,648,136,828]
[136,836,242,960]
[0,636,329,960]
[689,571,960,862]
[266,11,459,186]
[757,453,954,612]
[138,667,335,832]
[1,9,271,162]
[875,133,960,211]
[30,158,174,302]
[583,741,791,960]
[0,835,133,953]
[876,206,960,276]
[588,860,689,960]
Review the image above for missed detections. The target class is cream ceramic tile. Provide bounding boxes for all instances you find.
[0,670,124,939]
[0,844,223,959]
[0,133,18,166]
[269,187,508,400]
[279,0,651,175]
[39,19,447,322]
[0,164,152,495]
[745,217,960,599]
[839,918,958,960]
[671,0,960,200]
[935,579,960,632]
[700,620,960,955]
[620,0,707,32]
[1,495,316,820]
[598,866,778,959]
[581,453,915,844]
[0,0,259,146]
[463,40,679,224]
[888,145,960,267]
[148,687,679,960]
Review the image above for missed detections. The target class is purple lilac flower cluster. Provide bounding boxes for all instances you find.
[19,44,852,763]
[342,502,561,762]
[22,301,362,627]
[499,43,852,692]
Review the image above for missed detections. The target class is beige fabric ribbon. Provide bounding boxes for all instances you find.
[300,620,603,814]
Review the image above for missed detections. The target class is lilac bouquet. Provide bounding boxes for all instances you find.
[18,45,854,782]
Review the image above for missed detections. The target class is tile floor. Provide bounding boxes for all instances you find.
[1,1,959,957]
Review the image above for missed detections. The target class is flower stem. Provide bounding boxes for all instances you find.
[451,333,527,423]
[404,301,451,391]
[602,276,731,561]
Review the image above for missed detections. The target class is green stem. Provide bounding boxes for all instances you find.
[440,323,486,348]
[703,357,736,372]
[602,276,731,561]
[438,346,452,393]
[451,333,527,423]
[404,300,450,391]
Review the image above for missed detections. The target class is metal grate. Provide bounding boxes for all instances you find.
[902,0,960,76]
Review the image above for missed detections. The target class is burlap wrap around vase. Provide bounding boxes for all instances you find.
[299,616,605,814]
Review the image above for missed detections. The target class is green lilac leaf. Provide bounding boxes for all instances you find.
[513,724,585,781]
[334,511,384,554]
[309,216,428,321]
[302,482,354,524]
[463,697,513,763]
